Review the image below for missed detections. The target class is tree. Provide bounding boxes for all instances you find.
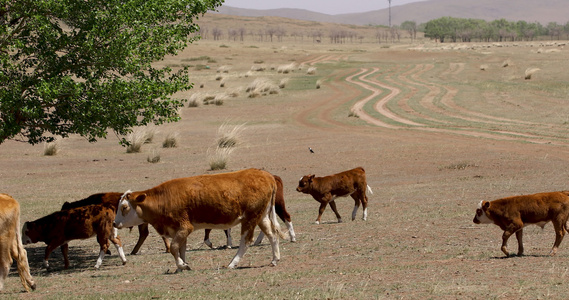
[0,0,224,145]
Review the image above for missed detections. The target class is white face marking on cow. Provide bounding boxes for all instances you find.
[474,201,493,224]
[21,222,32,245]
[113,191,144,229]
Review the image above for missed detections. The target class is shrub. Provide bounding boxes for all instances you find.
[43,140,60,156]
[216,122,246,148]
[208,147,234,170]
[147,149,161,163]
[162,132,179,148]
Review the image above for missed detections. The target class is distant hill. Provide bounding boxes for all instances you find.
[215,0,569,26]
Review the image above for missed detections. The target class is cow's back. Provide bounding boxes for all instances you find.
[492,191,569,219]
[145,168,276,226]
[0,194,19,242]
[62,192,121,211]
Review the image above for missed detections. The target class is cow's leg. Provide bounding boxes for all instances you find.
[315,202,327,224]
[257,215,281,267]
[501,223,521,257]
[170,227,192,272]
[95,234,110,269]
[550,221,566,256]
[253,230,265,246]
[204,229,214,249]
[225,228,233,248]
[285,220,297,242]
[0,244,9,291]
[515,229,524,256]
[361,193,369,221]
[130,223,149,255]
[43,242,59,269]
[228,229,251,269]
[109,230,127,265]
[329,200,343,223]
[60,243,69,269]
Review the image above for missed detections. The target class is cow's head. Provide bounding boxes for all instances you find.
[473,200,492,224]
[21,221,39,245]
[113,190,146,229]
[296,174,315,194]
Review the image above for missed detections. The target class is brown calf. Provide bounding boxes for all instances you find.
[62,192,171,254]
[0,194,35,292]
[473,191,569,257]
[296,167,372,224]
[22,203,127,269]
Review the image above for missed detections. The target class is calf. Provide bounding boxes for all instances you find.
[203,175,297,248]
[0,194,35,292]
[22,203,127,269]
[297,167,372,224]
[473,191,569,257]
[62,192,171,254]
[114,168,285,271]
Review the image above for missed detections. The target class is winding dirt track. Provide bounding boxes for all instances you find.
[295,54,569,146]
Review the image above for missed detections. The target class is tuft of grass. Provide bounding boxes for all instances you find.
[188,99,199,107]
[43,140,60,156]
[216,122,246,148]
[524,68,540,80]
[208,147,234,170]
[162,132,179,148]
[279,78,289,89]
[316,80,322,89]
[348,111,359,118]
[126,128,154,153]
[307,67,317,75]
[277,63,297,74]
[246,78,279,96]
[439,161,478,171]
[147,149,161,163]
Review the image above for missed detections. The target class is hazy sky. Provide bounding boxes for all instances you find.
[222,0,427,15]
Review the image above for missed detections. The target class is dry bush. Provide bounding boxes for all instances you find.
[43,140,60,156]
[480,64,488,71]
[216,122,246,148]
[188,99,199,107]
[162,132,179,148]
[348,110,359,118]
[306,67,317,75]
[525,68,540,80]
[208,147,234,170]
[316,79,322,89]
[501,60,511,67]
[217,65,231,73]
[277,63,297,74]
[279,78,289,89]
[220,78,226,88]
[126,128,154,153]
[147,149,161,163]
[215,74,223,81]
[246,78,279,96]
[250,65,265,72]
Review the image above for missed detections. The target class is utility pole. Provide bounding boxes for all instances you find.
[388,0,392,27]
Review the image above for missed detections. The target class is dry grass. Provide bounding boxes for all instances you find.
[125,128,152,153]
[277,63,297,74]
[216,122,246,148]
[245,78,280,96]
[525,67,540,79]
[207,146,234,170]
[147,148,161,163]
[162,132,179,148]
[306,66,317,75]
[43,140,60,156]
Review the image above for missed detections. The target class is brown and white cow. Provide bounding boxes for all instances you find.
[296,167,372,224]
[203,175,296,248]
[113,168,285,271]
[22,203,127,269]
[0,194,35,292]
[62,192,171,255]
[473,191,569,257]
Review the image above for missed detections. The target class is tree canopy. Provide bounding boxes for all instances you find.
[0,0,224,145]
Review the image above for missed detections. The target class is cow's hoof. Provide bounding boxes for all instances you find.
[314,221,320,225]
[122,261,127,265]
[270,261,278,267]
[338,219,343,223]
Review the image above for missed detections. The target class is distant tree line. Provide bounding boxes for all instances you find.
[422,17,569,43]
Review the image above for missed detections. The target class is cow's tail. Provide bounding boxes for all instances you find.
[269,184,287,240]
[14,211,36,292]
[367,185,373,195]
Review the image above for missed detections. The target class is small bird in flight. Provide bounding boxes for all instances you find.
[309,147,314,153]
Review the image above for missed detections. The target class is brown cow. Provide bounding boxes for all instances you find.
[473,191,569,257]
[296,167,372,224]
[62,192,171,255]
[203,175,296,248]
[0,194,35,292]
[22,203,127,269]
[114,168,285,271]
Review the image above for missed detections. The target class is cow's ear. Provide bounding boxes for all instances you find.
[134,193,147,204]
[309,174,315,181]
[482,201,490,209]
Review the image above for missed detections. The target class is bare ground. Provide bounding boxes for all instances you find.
[3,38,569,299]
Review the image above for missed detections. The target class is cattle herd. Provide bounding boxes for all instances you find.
[2,166,569,292]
